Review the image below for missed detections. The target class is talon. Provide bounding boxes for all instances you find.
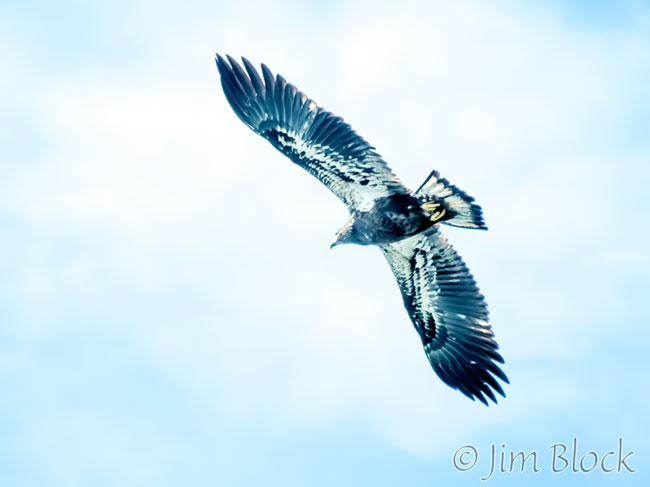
[430,209,446,222]
[420,201,441,211]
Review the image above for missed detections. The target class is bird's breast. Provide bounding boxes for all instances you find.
[355,194,434,244]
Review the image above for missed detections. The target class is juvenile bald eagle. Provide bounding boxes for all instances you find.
[216,54,508,405]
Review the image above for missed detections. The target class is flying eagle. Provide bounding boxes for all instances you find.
[215,54,508,405]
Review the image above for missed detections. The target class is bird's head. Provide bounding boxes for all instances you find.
[330,216,358,249]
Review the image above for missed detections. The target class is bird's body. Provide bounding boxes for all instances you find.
[216,54,508,405]
[336,193,437,246]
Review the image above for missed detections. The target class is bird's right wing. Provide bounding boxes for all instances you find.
[216,54,408,211]
[381,228,508,405]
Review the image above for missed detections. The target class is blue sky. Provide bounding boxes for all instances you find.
[1,0,649,485]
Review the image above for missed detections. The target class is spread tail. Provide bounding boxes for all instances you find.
[414,170,487,230]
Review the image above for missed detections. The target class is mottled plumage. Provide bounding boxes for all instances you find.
[215,54,508,405]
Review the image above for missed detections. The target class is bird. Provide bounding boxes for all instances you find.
[215,54,508,405]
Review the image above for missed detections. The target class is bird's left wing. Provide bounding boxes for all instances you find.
[381,229,508,405]
[216,54,408,211]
